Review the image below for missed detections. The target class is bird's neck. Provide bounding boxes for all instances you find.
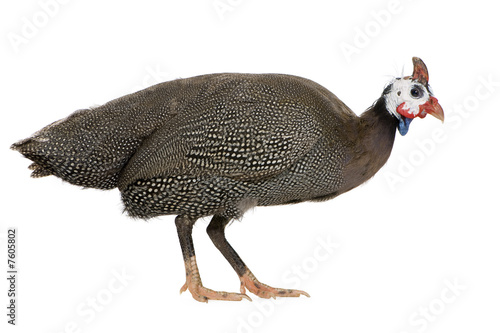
[359,97,398,161]
[342,97,398,190]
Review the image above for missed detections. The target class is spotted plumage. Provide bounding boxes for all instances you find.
[12,57,443,302]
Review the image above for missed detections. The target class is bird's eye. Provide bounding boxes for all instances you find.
[410,86,423,98]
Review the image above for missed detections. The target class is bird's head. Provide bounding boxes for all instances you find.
[384,57,444,135]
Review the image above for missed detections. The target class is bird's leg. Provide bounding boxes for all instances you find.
[175,215,251,302]
[207,215,310,299]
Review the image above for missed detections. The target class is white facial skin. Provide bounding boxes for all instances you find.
[384,78,430,120]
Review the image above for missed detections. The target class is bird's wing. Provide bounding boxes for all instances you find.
[118,74,345,188]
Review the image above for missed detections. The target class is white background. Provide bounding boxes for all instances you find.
[1,1,499,332]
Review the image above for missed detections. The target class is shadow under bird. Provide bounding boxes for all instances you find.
[12,57,444,302]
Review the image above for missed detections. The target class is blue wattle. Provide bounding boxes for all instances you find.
[398,116,413,136]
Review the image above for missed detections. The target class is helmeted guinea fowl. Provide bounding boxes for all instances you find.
[11,57,444,302]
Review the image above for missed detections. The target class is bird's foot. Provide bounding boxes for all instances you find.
[181,282,252,303]
[180,279,251,303]
[180,258,251,302]
[239,269,310,299]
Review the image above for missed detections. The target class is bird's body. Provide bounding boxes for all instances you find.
[12,58,444,302]
[119,73,395,220]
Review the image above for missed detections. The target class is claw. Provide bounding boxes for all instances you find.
[179,282,188,294]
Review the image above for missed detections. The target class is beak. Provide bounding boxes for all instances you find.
[420,96,444,122]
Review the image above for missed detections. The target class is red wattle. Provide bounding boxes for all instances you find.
[396,103,418,119]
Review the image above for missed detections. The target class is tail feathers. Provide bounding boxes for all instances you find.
[12,131,140,190]
[11,138,55,179]
[11,137,37,152]
[12,101,159,190]
[28,163,53,178]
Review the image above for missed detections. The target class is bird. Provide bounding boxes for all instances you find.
[11,57,444,302]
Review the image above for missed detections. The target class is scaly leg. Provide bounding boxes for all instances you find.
[207,215,310,299]
[175,215,251,302]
